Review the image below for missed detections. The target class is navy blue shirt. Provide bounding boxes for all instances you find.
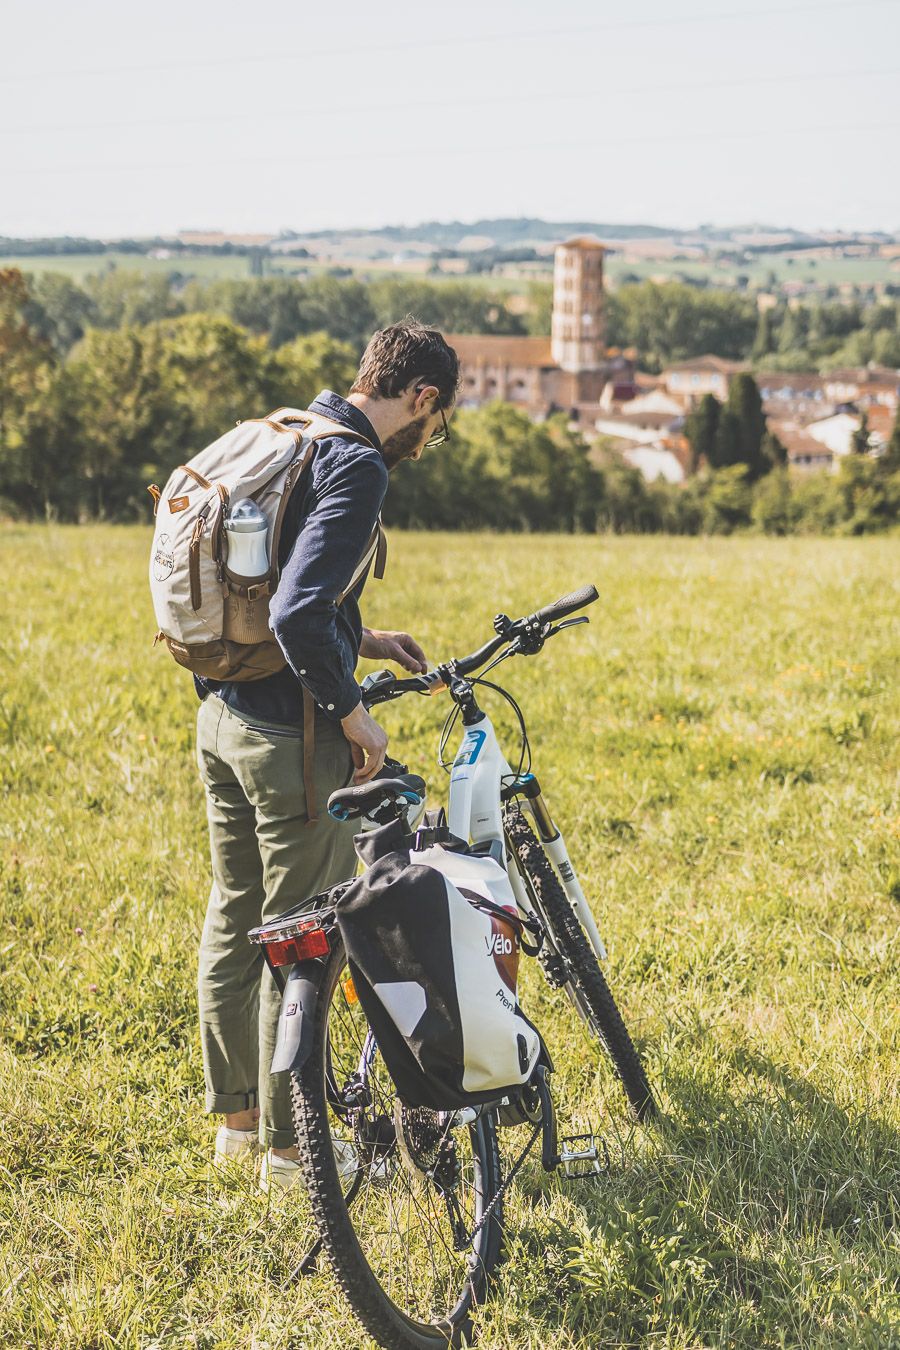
[198,391,389,725]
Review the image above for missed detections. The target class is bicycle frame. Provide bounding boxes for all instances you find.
[447,713,608,963]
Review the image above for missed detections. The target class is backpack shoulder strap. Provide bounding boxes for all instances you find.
[266,408,375,451]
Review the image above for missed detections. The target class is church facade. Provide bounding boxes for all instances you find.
[448,236,635,425]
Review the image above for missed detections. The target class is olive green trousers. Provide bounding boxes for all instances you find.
[196,694,357,1147]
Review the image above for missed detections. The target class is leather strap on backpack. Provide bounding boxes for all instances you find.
[274,408,383,827]
[303,686,319,826]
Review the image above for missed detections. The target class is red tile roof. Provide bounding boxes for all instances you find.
[446,334,554,367]
[665,355,746,375]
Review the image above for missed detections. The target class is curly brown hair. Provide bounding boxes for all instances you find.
[351,317,460,410]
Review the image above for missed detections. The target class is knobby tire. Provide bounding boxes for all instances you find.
[504,808,656,1122]
[289,940,504,1350]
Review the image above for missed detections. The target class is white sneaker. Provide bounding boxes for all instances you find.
[260,1139,359,1194]
[332,1136,359,1181]
[214,1126,260,1168]
[260,1148,303,1194]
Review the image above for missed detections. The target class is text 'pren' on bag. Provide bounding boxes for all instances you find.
[334,819,547,1111]
[147,407,387,684]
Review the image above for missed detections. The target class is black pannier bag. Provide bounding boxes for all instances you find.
[334,820,544,1110]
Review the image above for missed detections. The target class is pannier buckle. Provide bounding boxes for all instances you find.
[245,581,270,602]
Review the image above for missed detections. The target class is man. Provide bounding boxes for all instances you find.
[195,319,459,1191]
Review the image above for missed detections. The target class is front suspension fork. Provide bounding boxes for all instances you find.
[504,776,608,962]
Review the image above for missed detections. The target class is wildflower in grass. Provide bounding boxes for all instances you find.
[44,745,55,754]
[75,927,83,936]
[696,764,706,772]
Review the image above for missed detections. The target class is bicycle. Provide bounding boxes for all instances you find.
[249,584,655,1348]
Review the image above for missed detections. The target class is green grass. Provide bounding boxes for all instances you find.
[1,528,898,1349]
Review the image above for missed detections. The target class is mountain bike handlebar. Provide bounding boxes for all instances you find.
[360,583,598,708]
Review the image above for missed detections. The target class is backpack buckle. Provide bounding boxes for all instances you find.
[245,581,271,602]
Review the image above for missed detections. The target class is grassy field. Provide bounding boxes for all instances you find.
[1,527,898,1349]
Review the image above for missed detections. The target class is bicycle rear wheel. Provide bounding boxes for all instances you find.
[504,807,656,1122]
[290,938,504,1350]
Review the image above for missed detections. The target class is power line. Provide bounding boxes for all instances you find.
[0,0,895,85]
[3,118,898,179]
[4,65,898,139]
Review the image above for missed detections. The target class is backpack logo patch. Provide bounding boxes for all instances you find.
[153,534,175,582]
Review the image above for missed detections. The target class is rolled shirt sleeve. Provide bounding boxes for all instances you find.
[269,445,388,720]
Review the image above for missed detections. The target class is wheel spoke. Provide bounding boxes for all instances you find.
[293,947,502,1339]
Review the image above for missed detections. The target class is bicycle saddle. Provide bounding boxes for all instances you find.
[327,773,426,823]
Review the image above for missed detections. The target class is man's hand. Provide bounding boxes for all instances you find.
[360,627,427,674]
[341,702,389,784]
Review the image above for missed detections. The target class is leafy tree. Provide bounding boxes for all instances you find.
[712,408,744,470]
[776,304,807,356]
[752,468,799,535]
[525,281,553,336]
[885,406,900,469]
[0,269,57,515]
[612,282,757,368]
[851,410,871,456]
[684,393,720,473]
[831,455,900,534]
[702,464,752,533]
[270,332,359,409]
[751,308,774,361]
[724,373,768,478]
[85,269,185,329]
[367,279,526,337]
[150,313,274,454]
[62,325,175,518]
[23,272,98,355]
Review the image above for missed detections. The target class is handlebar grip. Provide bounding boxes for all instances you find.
[533,584,599,627]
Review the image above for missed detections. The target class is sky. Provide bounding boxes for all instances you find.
[3,0,900,238]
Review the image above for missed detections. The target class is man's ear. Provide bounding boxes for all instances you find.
[412,383,439,413]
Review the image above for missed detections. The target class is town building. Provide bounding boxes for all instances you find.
[448,238,898,482]
[449,236,635,424]
[662,355,745,405]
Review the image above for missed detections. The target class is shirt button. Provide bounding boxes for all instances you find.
[300,669,307,675]
[327,703,335,711]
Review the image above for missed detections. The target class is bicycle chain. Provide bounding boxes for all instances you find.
[446,1122,543,1253]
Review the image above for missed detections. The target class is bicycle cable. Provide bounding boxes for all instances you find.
[437,652,532,783]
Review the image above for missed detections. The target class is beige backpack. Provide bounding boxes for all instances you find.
[148,408,386,683]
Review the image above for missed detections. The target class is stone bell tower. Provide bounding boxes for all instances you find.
[550,235,607,373]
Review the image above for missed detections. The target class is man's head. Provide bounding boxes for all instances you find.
[348,319,460,470]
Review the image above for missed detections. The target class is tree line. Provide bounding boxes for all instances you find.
[15,263,900,373]
[1,266,898,534]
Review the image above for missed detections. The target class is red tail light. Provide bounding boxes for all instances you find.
[263,924,330,966]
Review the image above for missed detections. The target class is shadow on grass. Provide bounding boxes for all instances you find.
[487,1048,899,1348]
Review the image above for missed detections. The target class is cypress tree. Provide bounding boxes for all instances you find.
[684,393,720,473]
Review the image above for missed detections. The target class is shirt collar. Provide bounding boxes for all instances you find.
[308,390,381,452]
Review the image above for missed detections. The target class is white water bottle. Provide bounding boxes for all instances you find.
[224,498,269,580]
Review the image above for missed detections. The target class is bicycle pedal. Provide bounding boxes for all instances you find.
[556,1132,608,1179]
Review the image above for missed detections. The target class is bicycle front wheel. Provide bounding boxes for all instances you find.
[290,938,504,1350]
[504,807,656,1122]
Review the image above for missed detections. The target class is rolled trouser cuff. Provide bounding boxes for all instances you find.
[263,1124,297,1149]
[205,1088,258,1114]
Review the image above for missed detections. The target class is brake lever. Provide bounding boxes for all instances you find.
[546,616,589,638]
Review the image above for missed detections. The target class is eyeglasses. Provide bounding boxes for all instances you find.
[417,388,451,449]
[424,404,450,450]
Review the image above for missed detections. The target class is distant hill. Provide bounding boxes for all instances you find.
[297,217,676,247]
